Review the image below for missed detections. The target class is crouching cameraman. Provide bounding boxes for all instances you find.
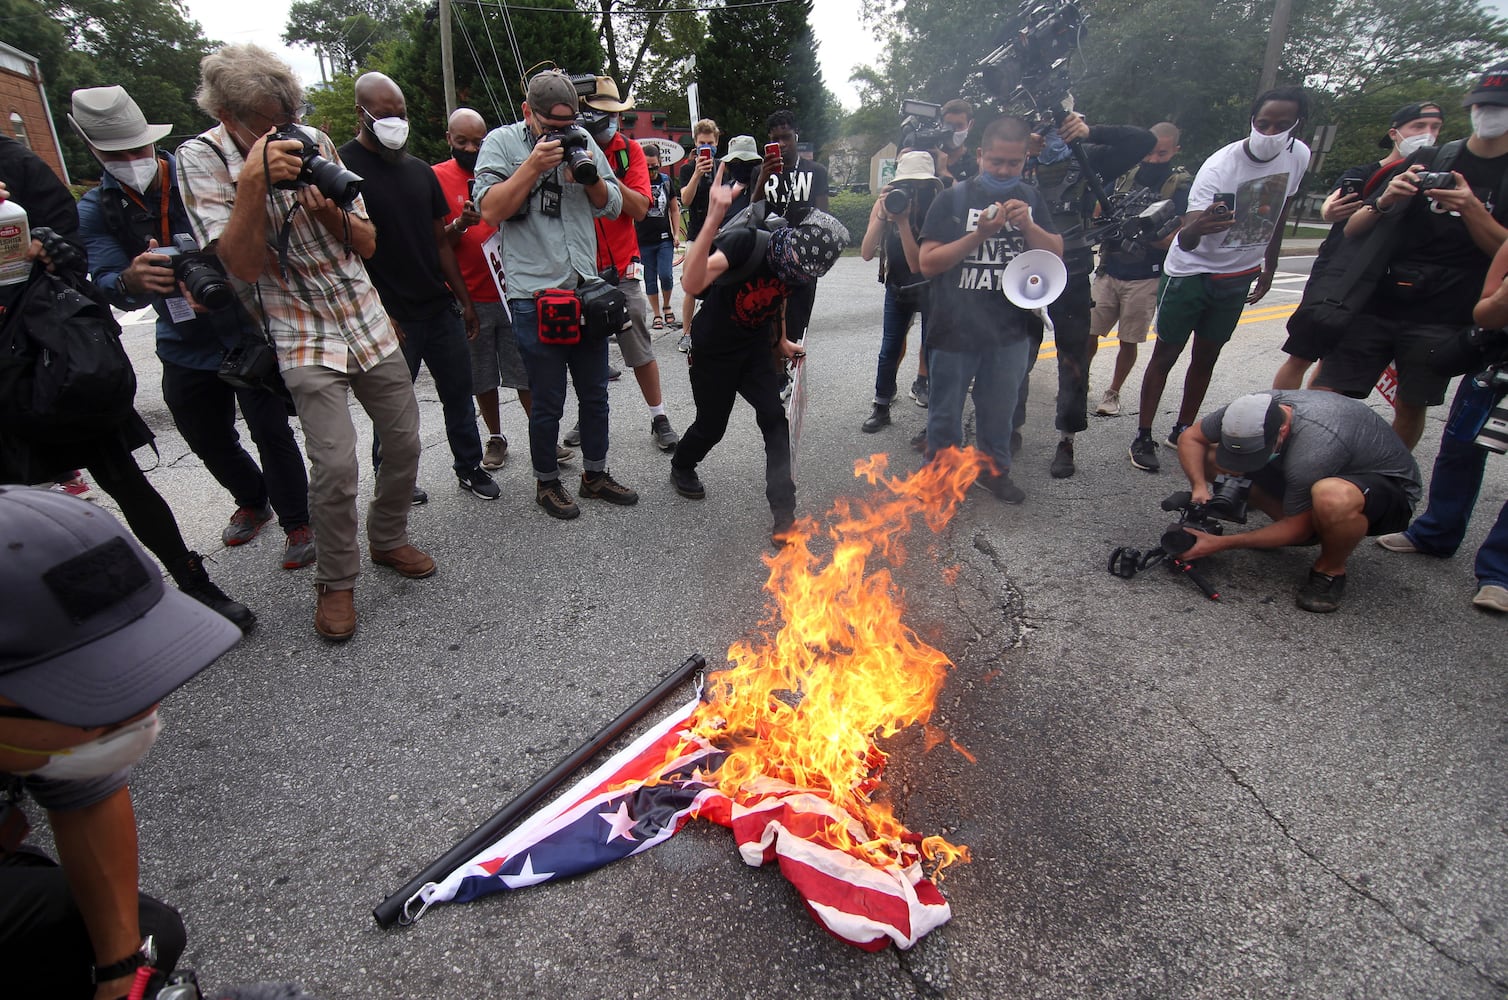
[1173,390,1422,612]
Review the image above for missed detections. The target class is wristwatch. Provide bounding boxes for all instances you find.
[92,936,155,984]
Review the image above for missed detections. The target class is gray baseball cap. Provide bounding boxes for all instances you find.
[1216,393,1285,473]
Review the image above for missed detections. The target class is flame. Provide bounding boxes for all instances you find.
[685,446,988,876]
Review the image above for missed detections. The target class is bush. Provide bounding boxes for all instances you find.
[828,190,875,252]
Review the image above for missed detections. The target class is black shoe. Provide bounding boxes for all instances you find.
[651,414,680,452]
[1296,569,1346,613]
[580,469,639,505]
[1129,433,1160,472]
[458,466,501,500]
[411,486,429,505]
[563,424,583,448]
[671,464,705,500]
[1165,422,1191,449]
[861,403,891,433]
[1050,440,1075,479]
[536,479,580,519]
[910,428,927,453]
[980,472,1026,504]
[175,552,256,632]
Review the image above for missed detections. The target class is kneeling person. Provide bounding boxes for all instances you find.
[1174,390,1421,612]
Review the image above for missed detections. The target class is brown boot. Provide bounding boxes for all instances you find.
[315,584,356,641]
[370,543,437,578]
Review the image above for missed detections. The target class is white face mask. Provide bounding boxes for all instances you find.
[1246,123,1292,160]
[1472,105,1508,139]
[952,129,970,148]
[1395,133,1436,158]
[104,156,158,193]
[19,711,161,781]
[363,110,410,150]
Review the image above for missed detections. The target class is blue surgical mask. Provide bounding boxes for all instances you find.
[600,117,619,143]
[976,172,1023,197]
[1038,131,1072,165]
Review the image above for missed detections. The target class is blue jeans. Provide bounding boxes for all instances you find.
[640,239,675,297]
[374,307,482,474]
[873,283,928,405]
[926,338,1031,477]
[509,298,610,480]
[1404,380,1508,588]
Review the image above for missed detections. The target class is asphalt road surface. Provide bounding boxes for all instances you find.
[43,252,1507,999]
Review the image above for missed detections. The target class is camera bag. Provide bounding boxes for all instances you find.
[535,287,582,344]
[579,280,631,340]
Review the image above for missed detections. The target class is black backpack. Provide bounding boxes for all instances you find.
[0,262,137,440]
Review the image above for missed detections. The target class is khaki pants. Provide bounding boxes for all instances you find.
[283,350,421,589]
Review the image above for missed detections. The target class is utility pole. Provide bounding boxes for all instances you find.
[440,0,457,117]
[1259,0,1294,93]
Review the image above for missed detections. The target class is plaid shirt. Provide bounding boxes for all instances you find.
[177,124,397,373]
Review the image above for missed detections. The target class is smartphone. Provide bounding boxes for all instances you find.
[1210,192,1235,215]
[697,146,713,164]
[765,141,783,173]
[1337,177,1363,198]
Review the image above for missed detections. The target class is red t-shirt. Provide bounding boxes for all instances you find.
[432,156,501,304]
[594,133,650,274]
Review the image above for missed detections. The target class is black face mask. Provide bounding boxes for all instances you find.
[452,147,478,171]
[1137,161,1174,190]
[727,160,756,186]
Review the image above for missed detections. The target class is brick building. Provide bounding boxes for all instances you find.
[0,41,69,184]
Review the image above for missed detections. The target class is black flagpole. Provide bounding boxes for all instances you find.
[373,653,707,928]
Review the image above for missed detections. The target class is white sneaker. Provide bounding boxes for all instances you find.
[1095,388,1120,416]
[1472,584,1508,613]
[1375,532,1419,554]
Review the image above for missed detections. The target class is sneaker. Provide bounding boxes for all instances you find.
[563,424,583,448]
[651,414,680,452]
[411,486,429,505]
[1296,568,1346,613]
[909,376,930,408]
[1129,433,1160,472]
[862,403,891,433]
[222,504,273,546]
[980,472,1026,504]
[677,333,692,353]
[556,445,576,464]
[608,366,623,382]
[910,428,927,453]
[1473,584,1508,612]
[458,466,502,500]
[1096,388,1120,416]
[1050,440,1075,479]
[482,435,508,470]
[51,474,93,501]
[175,552,255,632]
[671,464,705,500]
[579,469,639,506]
[1375,532,1421,554]
[1165,423,1191,449]
[281,524,316,570]
[536,478,580,519]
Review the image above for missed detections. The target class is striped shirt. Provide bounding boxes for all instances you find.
[176,124,398,373]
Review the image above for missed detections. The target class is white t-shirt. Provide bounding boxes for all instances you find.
[1163,137,1311,276]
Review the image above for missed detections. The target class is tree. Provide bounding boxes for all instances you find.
[284,0,414,78]
[696,0,831,152]
[575,0,700,101]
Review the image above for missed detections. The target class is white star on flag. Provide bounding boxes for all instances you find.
[598,800,638,843]
[499,854,555,889]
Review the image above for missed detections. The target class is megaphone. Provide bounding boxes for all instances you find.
[1000,249,1067,309]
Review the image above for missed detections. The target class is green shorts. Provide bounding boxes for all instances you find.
[1154,272,1257,350]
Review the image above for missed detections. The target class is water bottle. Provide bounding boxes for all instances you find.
[0,195,29,286]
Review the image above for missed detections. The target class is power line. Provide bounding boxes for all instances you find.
[451,0,798,13]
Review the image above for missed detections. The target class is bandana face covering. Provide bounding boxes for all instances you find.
[766,210,848,284]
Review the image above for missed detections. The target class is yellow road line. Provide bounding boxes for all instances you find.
[1036,302,1298,360]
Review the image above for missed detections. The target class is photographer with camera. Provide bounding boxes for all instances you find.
[1015,110,1156,479]
[0,486,242,999]
[178,44,433,641]
[1374,238,1508,612]
[1173,390,1421,612]
[70,85,315,572]
[1315,66,1508,450]
[474,69,637,520]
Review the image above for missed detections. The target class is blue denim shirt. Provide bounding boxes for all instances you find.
[78,151,245,371]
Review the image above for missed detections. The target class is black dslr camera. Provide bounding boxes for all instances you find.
[157,233,234,311]
[1415,171,1457,193]
[884,187,911,214]
[539,127,598,184]
[268,125,363,206]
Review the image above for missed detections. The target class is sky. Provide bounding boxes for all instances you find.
[179,0,887,112]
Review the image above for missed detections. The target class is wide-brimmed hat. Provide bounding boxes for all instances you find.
[891,150,941,186]
[0,486,240,727]
[583,76,634,113]
[721,135,762,163]
[1463,64,1508,108]
[1215,393,1285,473]
[68,86,172,152]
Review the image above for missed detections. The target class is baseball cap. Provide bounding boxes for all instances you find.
[0,486,240,727]
[1215,393,1285,473]
[526,71,580,117]
[721,135,762,163]
[68,85,172,152]
[1463,64,1508,108]
[1377,102,1443,148]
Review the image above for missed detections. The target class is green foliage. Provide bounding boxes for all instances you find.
[374,0,601,165]
[284,0,413,76]
[828,189,876,247]
[305,73,360,147]
[576,0,701,109]
[696,0,831,152]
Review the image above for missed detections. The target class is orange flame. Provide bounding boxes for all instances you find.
[685,447,988,876]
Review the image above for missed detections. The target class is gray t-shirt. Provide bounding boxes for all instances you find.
[472,121,622,300]
[1200,389,1422,516]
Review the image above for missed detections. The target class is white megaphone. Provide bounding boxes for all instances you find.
[1000,249,1067,309]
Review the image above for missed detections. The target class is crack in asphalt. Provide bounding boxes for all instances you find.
[1168,698,1508,993]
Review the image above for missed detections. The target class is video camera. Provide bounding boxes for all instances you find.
[1107,475,1251,601]
[157,233,234,311]
[268,125,362,207]
[1083,188,1180,258]
[977,0,1085,110]
[896,98,953,151]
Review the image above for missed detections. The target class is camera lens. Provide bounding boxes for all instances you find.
[884,188,910,214]
[184,266,235,310]
[305,155,363,207]
[570,149,598,185]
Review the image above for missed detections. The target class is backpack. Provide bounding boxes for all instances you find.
[0,262,137,440]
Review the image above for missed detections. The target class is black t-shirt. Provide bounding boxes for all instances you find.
[691,227,790,357]
[680,160,712,238]
[339,141,452,321]
[882,185,939,289]
[1369,143,1508,325]
[637,170,675,245]
[1100,161,1192,281]
[759,159,829,224]
[919,178,1058,352]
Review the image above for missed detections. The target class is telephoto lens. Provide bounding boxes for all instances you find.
[884,187,910,215]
